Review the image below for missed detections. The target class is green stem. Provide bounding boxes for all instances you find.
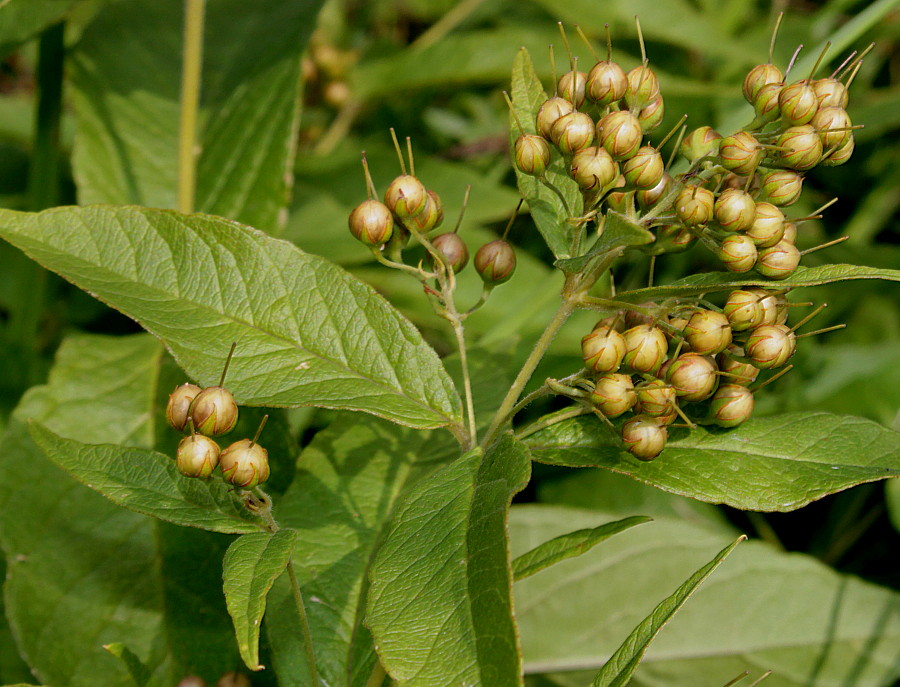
[286,560,320,687]
[177,0,206,214]
[539,176,573,218]
[515,405,589,441]
[364,660,387,687]
[410,0,488,51]
[452,319,477,448]
[28,21,64,211]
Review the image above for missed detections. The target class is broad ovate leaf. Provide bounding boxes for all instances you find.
[525,413,900,511]
[0,205,463,432]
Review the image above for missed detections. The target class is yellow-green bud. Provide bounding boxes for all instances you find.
[590,373,636,418]
[746,323,796,368]
[348,199,394,246]
[190,387,239,436]
[536,97,575,140]
[636,173,672,209]
[778,125,823,171]
[723,290,764,331]
[675,186,715,226]
[558,69,588,109]
[635,379,676,418]
[384,175,427,218]
[717,346,759,385]
[586,60,628,106]
[812,77,849,109]
[746,202,785,248]
[760,170,803,207]
[811,106,852,150]
[551,111,595,154]
[751,82,782,126]
[622,146,664,190]
[624,65,660,109]
[623,324,668,374]
[515,134,551,176]
[710,384,755,427]
[779,80,819,126]
[719,131,762,176]
[756,240,801,279]
[717,234,758,272]
[820,135,854,166]
[597,110,643,161]
[167,383,202,432]
[666,352,719,402]
[582,326,627,373]
[570,147,618,191]
[176,434,220,479]
[621,416,668,461]
[219,439,270,488]
[680,126,721,163]
[743,63,783,103]
[684,310,732,355]
[714,188,757,232]
[637,94,665,133]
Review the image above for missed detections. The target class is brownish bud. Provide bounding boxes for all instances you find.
[515,134,551,176]
[349,199,394,246]
[176,433,220,479]
[551,111,595,154]
[167,383,202,432]
[746,323,796,368]
[586,61,628,106]
[710,384,755,427]
[431,232,469,273]
[812,77,849,109]
[384,175,428,218]
[666,352,719,402]
[636,172,672,209]
[621,416,668,461]
[474,240,516,284]
[622,146,664,190]
[570,146,618,191]
[743,63,783,103]
[597,110,643,161]
[219,439,270,488]
[590,373,636,418]
[190,387,239,436]
[684,310,732,356]
[536,96,575,140]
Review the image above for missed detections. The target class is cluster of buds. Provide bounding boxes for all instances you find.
[579,293,839,460]
[165,344,270,488]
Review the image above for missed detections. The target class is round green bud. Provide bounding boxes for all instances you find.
[474,240,516,285]
[756,239,801,279]
[558,69,588,109]
[570,146,618,191]
[586,60,628,106]
[621,416,668,461]
[781,221,797,244]
[384,175,427,218]
[812,78,849,109]
[167,383,202,432]
[666,352,719,402]
[811,106,852,150]
[597,110,643,161]
[674,186,715,226]
[219,439,270,488]
[635,379,676,417]
[820,135,854,166]
[622,146,664,190]
[636,172,672,209]
[348,199,394,246]
[655,223,696,253]
[724,290,765,331]
[777,125,823,171]
[431,232,469,273]
[590,373,636,418]
[536,96,575,140]
[551,111,595,154]
[779,80,819,126]
[717,345,759,385]
[409,190,443,232]
[710,384,755,427]
[719,131,762,176]
[717,233,758,272]
[582,326,627,374]
[714,188,757,232]
[760,170,803,207]
[680,126,722,163]
[744,288,780,326]
[604,175,630,213]
[190,386,239,436]
[751,82,782,126]
[746,323,796,369]
[176,433,220,479]
[624,65,660,109]
[515,134,551,176]
[746,201,785,248]
[684,310,732,356]
[622,324,668,374]
[638,94,665,133]
[743,63,783,103]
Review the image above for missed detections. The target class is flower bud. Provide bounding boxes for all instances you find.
[743,63,783,103]
[597,111,643,161]
[536,96,575,140]
[760,170,803,207]
[666,353,719,402]
[384,175,428,218]
[674,186,715,226]
[724,290,764,331]
[176,433,220,479]
[586,61,628,106]
[811,106,852,150]
[779,80,819,125]
[570,147,618,191]
[777,125,823,171]
[515,134,551,176]
[167,383,202,432]
[590,373,636,418]
[666,313,689,342]
[431,233,469,273]
[622,324,668,374]
[348,199,394,246]
[710,384,755,427]
[558,69,588,109]
[717,345,759,385]
[717,234,757,272]
[409,190,443,232]
[656,224,696,253]
[684,310,732,355]
[474,240,516,284]
[781,221,797,244]
[622,146,664,190]
[593,315,626,333]
[621,416,668,461]
[551,111,595,154]
[604,175,630,213]
[680,126,722,163]
[745,288,780,326]
[719,131,762,176]
[582,326,627,374]
[756,239,800,279]
[746,323,796,369]
[219,439,270,488]
[820,135,854,166]
[751,82,782,126]
[624,304,657,330]
[190,387,239,436]
[812,78,848,109]
[746,202,785,248]
[635,379,676,417]
[638,94,665,133]
[625,65,660,109]
[636,172,672,209]
[714,188,756,232]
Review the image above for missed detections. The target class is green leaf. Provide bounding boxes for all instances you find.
[29,423,266,534]
[0,0,79,57]
[554,211,655,275]
[103,644,151,687]
[591,536,745,687]
[512,516,651,581]
[367,433,531,687]
[510,48,582,259]
[618,264,900,303]
[223,530,297,671]
[511,505,900,687]
[0,205,463,431]
[524,413,900,511]
[69,0,323,233]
